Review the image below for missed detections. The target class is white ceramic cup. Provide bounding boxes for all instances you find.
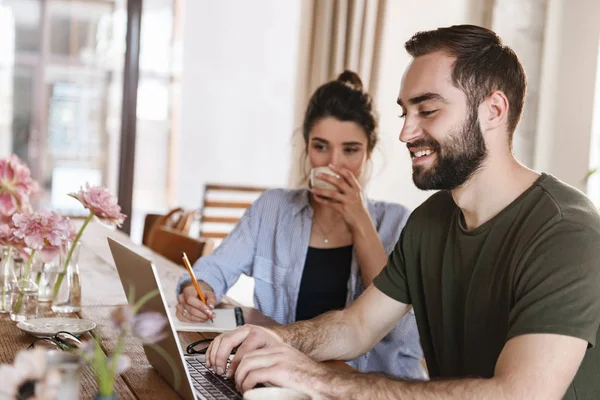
[243,387,311,400]
[310,166,341,191]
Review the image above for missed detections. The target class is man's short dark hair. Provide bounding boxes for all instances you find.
[405,25,527,141]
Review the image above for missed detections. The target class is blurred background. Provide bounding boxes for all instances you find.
[0,0,599,246]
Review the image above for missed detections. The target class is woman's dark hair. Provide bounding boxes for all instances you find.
[302,70,378,154]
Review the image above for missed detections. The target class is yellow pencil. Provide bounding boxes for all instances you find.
[182,252,214,323]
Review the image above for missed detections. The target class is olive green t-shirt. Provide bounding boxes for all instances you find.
[374,174,600,399]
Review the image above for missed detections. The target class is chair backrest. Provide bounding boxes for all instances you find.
[198,183,268,240]
[142,207,195,247]
[147,226,215,266]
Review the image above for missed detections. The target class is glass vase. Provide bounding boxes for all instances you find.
[47,350,83,400]
[0,246,19,313]
[52,242,82,313]
[10,280,38,322]
[32,253,60,303]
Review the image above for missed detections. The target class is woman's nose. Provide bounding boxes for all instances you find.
[330,149,343,166]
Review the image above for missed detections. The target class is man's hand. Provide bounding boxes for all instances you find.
[206,325,283,377]
[176,280,217,322]
[234,344,330,398]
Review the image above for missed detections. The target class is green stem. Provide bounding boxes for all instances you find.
[93,338,110,396]
[35,266,43,286]
[132,288,159,314]
[53,211,93,300]
[22,249,34,283]
[13,249,35,314]
[149,343,182,390]
[2,246,13,310]
[104,331,126,396]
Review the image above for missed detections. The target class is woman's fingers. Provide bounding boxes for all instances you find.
[182,285,216,319]
[315,172,350,194]
[311,188,344,203]
[327,164,360,189]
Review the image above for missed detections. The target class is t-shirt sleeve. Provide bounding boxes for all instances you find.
[373,228,412,305]
[508,224,600,347]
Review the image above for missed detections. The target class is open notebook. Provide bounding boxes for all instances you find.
[169,307,244,333]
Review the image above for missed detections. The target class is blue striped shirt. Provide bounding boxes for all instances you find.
[177,188,426,379]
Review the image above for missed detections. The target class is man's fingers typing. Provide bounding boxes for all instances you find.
[227,327,278,378]
[207,326,253,374]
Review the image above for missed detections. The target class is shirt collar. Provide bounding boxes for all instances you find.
[290,189,313,217]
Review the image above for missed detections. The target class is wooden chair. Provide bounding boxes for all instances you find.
[147,226,215,266]
[142,207,195,247]
[198,183,268,240]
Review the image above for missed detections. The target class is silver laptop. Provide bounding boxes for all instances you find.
[107,237,243,400]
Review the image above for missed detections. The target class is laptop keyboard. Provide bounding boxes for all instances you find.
[186,357,243,400]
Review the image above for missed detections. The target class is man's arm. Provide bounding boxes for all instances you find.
[272,284,410,361]
[206,285,410,376]
[319,333,587,400]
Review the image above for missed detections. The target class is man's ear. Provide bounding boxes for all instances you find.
[480,90,509,131]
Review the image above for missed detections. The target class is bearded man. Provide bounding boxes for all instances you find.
[206,25,600,400]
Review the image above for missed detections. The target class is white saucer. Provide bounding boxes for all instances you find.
[17,318,97,337]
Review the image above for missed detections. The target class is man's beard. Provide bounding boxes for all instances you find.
[411,110,487,191]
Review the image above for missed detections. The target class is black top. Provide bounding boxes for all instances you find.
[295,245,353,321]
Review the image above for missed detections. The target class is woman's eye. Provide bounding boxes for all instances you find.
[313,144,326,151]
[398,113,406,119]
[344,147,359,154]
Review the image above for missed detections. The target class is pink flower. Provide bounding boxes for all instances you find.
[108,355,131,374]
[0,222,24,248]
[110,305,168,344]
[66,218,77,242]
[0,155,39,218]
[0,348,50,399]
[111,305,136,331]
[12,211,72,262]
[69,184,126,227]
[132,311,168,344]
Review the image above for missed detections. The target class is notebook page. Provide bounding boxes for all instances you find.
[169,307,238,332]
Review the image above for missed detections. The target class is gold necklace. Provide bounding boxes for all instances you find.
[313,215,343,244]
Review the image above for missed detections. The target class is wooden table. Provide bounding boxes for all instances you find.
[0,221,351,399]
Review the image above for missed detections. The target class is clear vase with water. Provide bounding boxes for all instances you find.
[0,246,18,313]
[32,253,60,303]
[10,280,38,321]
[52,242,82,313]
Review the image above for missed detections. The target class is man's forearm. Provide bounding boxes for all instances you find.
[270,310,366,362]
[319,372,515,400]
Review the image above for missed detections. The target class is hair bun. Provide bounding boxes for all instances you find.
[336,70,363,91]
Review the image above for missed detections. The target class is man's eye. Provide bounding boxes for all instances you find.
[419,110,437,116]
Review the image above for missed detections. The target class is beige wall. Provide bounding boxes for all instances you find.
[175,0,600,212]
[177,0,303,209]
[535,0,600,193]
[365,0,482,210]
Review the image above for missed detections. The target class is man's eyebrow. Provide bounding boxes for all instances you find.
[397,92,448,107]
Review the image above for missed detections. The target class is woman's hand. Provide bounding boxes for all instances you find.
[176,280,217,322]
[310,164,370,230]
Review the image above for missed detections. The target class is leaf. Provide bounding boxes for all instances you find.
[585,168,598,182]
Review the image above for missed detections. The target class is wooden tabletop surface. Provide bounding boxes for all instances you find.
[0,221,351,399]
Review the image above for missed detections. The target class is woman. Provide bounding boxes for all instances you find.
[176,71,425,379]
